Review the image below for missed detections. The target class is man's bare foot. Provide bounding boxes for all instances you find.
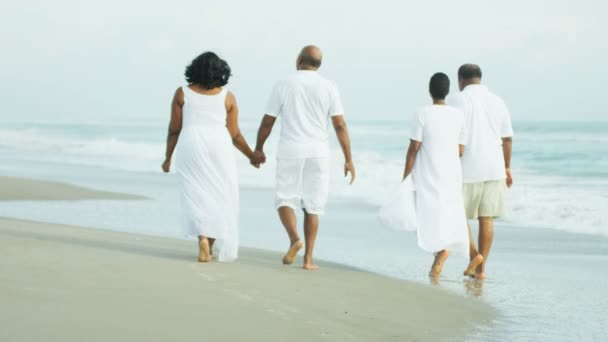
[302,263,319,270]
[198,238,211,263]
[463,254,484,276]
[282,240,303,265]
[429,250,450,278]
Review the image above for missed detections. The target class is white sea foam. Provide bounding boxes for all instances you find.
[1,125,607,237]
[0,128,162,172]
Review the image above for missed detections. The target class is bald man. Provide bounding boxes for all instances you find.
[252,46,355,270]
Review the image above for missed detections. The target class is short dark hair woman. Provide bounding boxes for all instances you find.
[162,52,259,262]
[400,72,472,280]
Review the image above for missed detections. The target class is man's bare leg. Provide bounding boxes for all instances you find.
[464,223,484,276]
[302,211,319,270]
[467,223,479,259]
[476,217,494,279]
[278,206,302,265]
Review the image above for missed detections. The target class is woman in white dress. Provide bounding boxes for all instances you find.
[162,52,259,263]
[402,73,479,279]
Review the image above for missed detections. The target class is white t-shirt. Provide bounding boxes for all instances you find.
[410,105,467,187]
[448,84,514,183]
[265,70,344,159]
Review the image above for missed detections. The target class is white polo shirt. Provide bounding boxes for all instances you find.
[448,84,514,183]
[265,70,344,159]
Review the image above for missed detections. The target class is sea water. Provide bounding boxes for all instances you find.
[1,119,607,236]
[1,119,607,341]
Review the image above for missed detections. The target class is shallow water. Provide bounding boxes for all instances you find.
[1,163,607,341]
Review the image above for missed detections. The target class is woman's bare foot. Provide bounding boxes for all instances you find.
[198,237,211,263]
[463,254,484,277]
[429,250,450,278]
[282,240,303,265]
[302,263,319,270]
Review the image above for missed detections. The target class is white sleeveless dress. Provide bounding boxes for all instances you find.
[410,105,468,257]
[379,105,468,257]
[174,86,239,262]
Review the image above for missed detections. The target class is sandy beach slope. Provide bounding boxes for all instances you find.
[0,177,493,341]
[0,176,146,201]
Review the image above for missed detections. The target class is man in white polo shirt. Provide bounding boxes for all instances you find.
[450,64,513,279]
[252,45,355,270]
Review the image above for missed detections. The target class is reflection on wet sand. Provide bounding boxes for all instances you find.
[464,277,484,297]
[427,275,484,298]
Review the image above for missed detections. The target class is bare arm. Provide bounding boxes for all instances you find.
[252,114,277,164]
[502,136,513,187]
[162,88,184,173]
[403,139,422,180]
[459,144,465,157]
[225,92,257,166]
[332,115,355,184]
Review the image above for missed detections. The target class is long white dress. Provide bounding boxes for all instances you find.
[410,105,469,257]
[174,86,239,262]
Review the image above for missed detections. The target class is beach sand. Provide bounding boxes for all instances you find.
[0,176,147,201]
[0,177,493,341]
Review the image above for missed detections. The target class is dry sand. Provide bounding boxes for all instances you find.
[0,177,494,341]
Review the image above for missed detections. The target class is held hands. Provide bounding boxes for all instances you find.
[250,150,266,168]
[506,168,513,188]
[344,161,356,184]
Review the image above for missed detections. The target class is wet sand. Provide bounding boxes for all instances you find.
[0,177,493,341]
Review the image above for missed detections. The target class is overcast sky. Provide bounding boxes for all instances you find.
[1,0,606,123]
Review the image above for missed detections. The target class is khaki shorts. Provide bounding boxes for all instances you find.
[463,180,507,219]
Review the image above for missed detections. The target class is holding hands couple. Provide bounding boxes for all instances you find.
[163,45,355,267]
[249,150,266,168]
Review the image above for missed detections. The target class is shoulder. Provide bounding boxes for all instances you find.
[445,105,464,115]
[316,73,338,88]
[416,105,431,113]
[174,86,185,105]
[414,106,431,120]
[225,89,236,102]
[315,75,341,98]
[486,89,509,112]
[447,106,465,124]
[446,92,465,107]
[492,92,508,108]
[327,79,340,93]
[270,77,291,93]
[283,72,302,84]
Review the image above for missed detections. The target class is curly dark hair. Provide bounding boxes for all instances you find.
[184,52,231,89]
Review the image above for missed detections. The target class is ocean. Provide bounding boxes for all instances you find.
[1,119,607,236]
[1,118,607,341]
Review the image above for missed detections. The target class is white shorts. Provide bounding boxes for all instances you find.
[275,158,330,215]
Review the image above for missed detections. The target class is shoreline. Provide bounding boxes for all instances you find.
[0,176,148,201]
[0,176,494,341]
